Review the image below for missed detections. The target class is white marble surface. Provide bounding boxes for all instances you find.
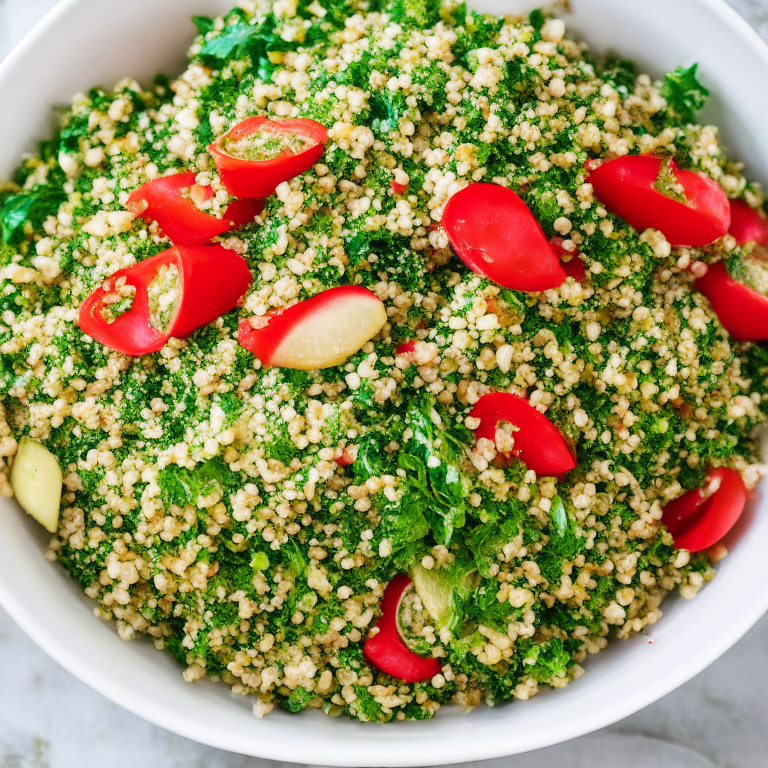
[1,0,768,765]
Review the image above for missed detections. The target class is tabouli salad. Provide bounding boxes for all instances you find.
[1,0,767,722]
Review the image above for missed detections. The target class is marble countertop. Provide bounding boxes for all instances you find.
[1,0,767,766]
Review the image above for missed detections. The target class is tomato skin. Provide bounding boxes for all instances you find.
[78,253,171,356]
[550,237,586,282]
[729,199,768,246]
[335,448,355,467]
[363,574,442,683]
[663,468,747,553]
[208,117,328,199]
[125,172,263,245]
[78,244,251,356]
[468,392,576,476]
[168,244,252,338]
[442,183,567,292]
[396,340,416,355]
[587,155,731,247]
[662,487,705,532]
[694,261,768,342]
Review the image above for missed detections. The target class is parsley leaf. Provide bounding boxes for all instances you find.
[156,458,230,507]
[520,637,572,683]
[398,398,472,546]
[661,64,709,123]
[1,190,63,244]
[199,21,262,59]
[529,9,545,32]
[549,495,568,537]
[192,15,215,36]
[385,0,441,28]
[369,92,407,133]
[538,495,585,583]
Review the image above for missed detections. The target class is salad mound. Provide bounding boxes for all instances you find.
[0,0,767,722]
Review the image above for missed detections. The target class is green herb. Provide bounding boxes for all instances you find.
[549,495,568,537]
[385,0,440,28]
[198,16,275,61]
[539,496,585,583]
[192,15,215,36]
[369,92,407,133]
[661,64,709,123]
[156,458,230,507]
[398,399,472,546]
[285,686,315,713]
[529,9,545,32]
[1,190,63,244]
[521,638,572,683]
[600,56,637,94]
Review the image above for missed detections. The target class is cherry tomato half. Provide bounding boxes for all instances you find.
[694,261,768,342]
[662,468,747,552]
[468,392,576,476]
[587,155,730,247]
[125,172,263,245]
[78,244,251,356]
[363,574,442,682]
[209,117,328,199]
[729,198,768,247]
[442,183,567,292]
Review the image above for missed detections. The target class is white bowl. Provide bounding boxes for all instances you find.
[1,0,767,763]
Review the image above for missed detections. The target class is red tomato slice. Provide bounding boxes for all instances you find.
[335,448,355,467]
[78,244,251,356]
[550,237,586,282]
[468,392,576,476]
[168,244,252,338]
[396,340,416,355]
[442,183,567,292]
[125,172,263,245]
[663,468,747,552]
[587,155,730,247]
[662,486,705,532]
[363,574,442,683]
[208,117,328,199]
[729,198,768,247]
[694,261,768,342]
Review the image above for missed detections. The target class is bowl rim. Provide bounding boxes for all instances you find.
[1,0,768,764]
